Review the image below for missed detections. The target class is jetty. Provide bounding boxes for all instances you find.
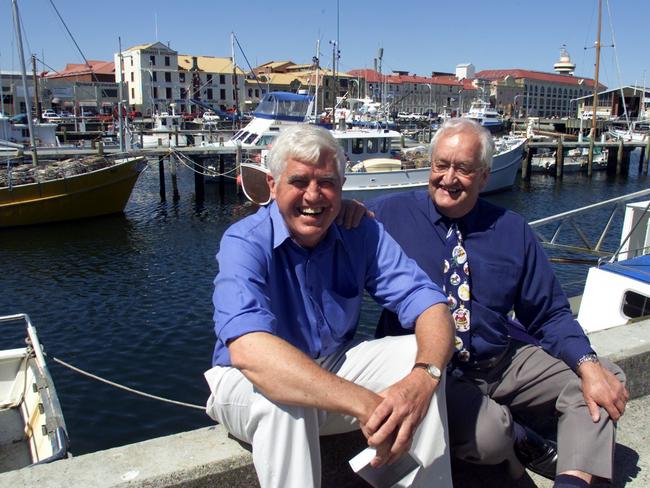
[1,319,649,487]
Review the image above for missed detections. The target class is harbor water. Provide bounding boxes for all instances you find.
[1,151,649,456]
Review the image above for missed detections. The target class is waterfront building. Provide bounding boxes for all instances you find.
[250,60,353,114]
[42,60,120,115]
[347,69,476,116]
[475,49,604,118]
[0,70,32,116]
[573,85,650,120]
[115,42,245,116]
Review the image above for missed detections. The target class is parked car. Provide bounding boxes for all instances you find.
[59,111,74,118]
[42,110,61,120]
[128,110,142,120]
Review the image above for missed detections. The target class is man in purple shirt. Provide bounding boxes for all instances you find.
[205,124,455,488]
[367,118,629,488]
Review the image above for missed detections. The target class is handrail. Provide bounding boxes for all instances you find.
[529,189,650,257]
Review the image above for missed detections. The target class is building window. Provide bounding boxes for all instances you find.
[219,74,226,84]
[248,88,252,97]
[180,88,187,99]
[207,74,212,84]
[150,55,155,66]
[165,72,172,83]
[131,87,134,99]
[207,88,213,100]
[130,72,134,82]
[152,71,157,82]
[179,72,185,83]
[255,89,259,97]
[166,87,172,99]
[153,87,158,99]
[220,89,226,99]
[130,58,133,67]
[165,56,170,66]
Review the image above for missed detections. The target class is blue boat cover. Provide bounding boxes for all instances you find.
[601,254,650,284]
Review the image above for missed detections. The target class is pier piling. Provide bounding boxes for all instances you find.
[171,155,179,201]
[644,138,650,174]
[587,138,595,177]
[193,157,205,201]
[556,137,564,179]
[158,156,166,201]
[522,147,533,181]
[616,139,624,175]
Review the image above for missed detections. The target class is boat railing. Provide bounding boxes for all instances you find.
[529,188,650,261]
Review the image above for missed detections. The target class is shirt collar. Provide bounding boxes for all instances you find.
[426,195,482,233]
[269,201,343,252]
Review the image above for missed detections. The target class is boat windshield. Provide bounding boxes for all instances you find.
[253,93,313,122]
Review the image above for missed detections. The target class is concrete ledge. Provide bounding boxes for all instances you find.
[3,319,650,487]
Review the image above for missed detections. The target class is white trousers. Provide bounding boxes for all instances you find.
[205,335,452,488]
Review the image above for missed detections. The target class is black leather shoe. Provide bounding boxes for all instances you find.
[514,425,558,480]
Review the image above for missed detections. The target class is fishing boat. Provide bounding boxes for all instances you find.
[0,114,60,150]
[463,100,504,133]
[0,154,147,228]
[239,135,526,202]
[0,313,69,473]
[608,120,650,143]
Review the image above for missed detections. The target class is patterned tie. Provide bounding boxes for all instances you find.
[443,222,471,363]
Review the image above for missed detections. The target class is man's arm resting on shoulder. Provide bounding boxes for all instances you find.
[228,331,384,423]
[577,358,629,422]
[364,302,454,466]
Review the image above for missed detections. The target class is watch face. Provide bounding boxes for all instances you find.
[427,364,442,379]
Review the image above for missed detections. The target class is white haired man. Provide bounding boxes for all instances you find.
[205,124,455,487]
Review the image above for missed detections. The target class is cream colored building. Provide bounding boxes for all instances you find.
[115,42,245,115]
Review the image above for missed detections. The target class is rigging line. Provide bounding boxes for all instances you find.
[605,0,629,126]
[232,32,263,92]
[48,354,205,411]
[33,56,62,76]
[47,0,101,85]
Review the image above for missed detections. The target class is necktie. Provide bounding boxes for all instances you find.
[443,222,471,363]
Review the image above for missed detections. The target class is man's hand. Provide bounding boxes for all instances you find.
[361,369,438,467]
[578,361,629,422]
[336,199,374,229]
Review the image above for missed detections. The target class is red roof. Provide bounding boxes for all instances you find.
[475,69,604,89]
[347,69,474,88]
[46,60,115,78]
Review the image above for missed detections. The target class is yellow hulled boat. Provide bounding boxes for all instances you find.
[0,155,147,228]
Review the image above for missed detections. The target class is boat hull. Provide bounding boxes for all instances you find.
[0,156,147,228]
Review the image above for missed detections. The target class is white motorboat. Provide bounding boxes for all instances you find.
[239,136,527,202]
[0,313,69,473]
[531,147,609,173]
[464,100,504,133]
[140,110,188,148]
[608,120,650,143]
[0,114,60,149]
[202,91,314,150]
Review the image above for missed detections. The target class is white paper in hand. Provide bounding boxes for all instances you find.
[349,447,420,488]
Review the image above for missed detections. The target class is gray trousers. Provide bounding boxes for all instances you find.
[446,343,625,480]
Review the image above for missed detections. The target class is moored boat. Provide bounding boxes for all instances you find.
[0,313,69,473]
[0,155,147,228]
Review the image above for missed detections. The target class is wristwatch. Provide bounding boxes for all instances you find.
[576,353,599,369]
[412,362,442,381]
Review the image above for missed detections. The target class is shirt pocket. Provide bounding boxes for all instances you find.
[320,288,361,343]
[472,261,519,311]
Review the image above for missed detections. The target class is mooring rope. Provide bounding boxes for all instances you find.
[48,354,205,411]
[168,148,238,179]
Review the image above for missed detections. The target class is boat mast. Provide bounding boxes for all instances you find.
[12,0,38,166]
[314,39,320,119]
[231,32,240,130]
[589,0,602,140]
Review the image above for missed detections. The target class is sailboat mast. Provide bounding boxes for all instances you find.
[231,32,240,129]
[590,0,602,138]
[12,0,38,166]
[315,39,320,119]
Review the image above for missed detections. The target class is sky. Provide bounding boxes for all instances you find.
[1,0,649,88]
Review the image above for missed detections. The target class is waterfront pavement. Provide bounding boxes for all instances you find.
[2,318,650,487]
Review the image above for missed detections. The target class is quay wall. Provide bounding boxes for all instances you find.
[2,319,650,488]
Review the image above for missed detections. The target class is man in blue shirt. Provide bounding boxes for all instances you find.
[368,119,628,488]
[205,124,455,488]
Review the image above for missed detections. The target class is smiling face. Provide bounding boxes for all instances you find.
[428,129,489,219]
[268,153,343,248]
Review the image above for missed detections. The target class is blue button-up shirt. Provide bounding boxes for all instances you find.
[212,201,447,367]
[368,190,594,370]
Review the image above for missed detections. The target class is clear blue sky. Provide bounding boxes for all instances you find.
[1,0,648,88]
